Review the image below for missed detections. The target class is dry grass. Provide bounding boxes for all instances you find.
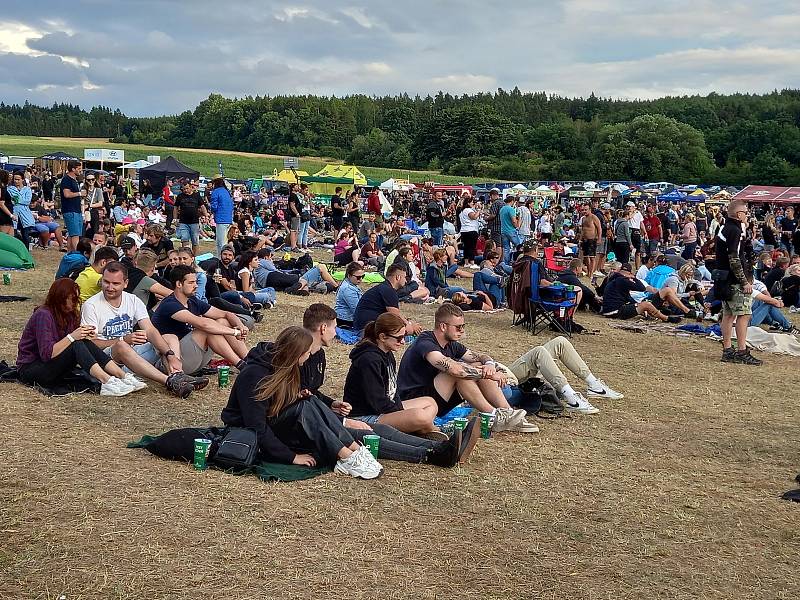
[1,248,799,600]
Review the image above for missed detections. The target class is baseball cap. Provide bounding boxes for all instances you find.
[601,202,611,209]
[490,187,500,194]
[220,244,235,254]
[119,237,136,250]
[121,216,135,225]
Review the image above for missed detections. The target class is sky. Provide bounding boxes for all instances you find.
[1,0,799,116]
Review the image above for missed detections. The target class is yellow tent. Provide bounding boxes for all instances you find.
[274,169,308,184]
[312,164,367,185]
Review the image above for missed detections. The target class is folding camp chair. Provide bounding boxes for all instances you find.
[529,261,578,337]
[542,246,570,280]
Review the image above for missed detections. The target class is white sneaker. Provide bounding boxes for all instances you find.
[565,393,600,415]
[511,418,540,433]
[334,446,383,479]
[492,407,524,432]
[123,373,148,391]
[100,376,136,397]
[586,379,624,400]
[790,306,800,313]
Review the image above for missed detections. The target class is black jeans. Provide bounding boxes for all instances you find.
[348,423,436,463]
[265,271,300,290]
[18,339,111,386]
[268,397,355,465]
[461,230,479,261]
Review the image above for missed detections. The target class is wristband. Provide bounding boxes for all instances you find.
[67,334,75,344]
[484,360,496,367]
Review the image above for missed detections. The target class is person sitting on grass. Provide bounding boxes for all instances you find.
[334,262,364,328]
[344,313,451,438]
[298,304,471,467]
[508,336,624,415]
[393,246,431,302]
[152,264,251,374]
[750,279,800,334]
[557,258,603,312]
[76,246,121,304]
[221,326,384,479]
[252,246,310,296]
[126,249,173,313]
[397,303,539,434]
[236,250,278,308]
[352,263,423,335]
[80,261,206,398]
[473,251,506,307]
[17,278,139,397]
[600,263,682,323]
[425,249,467,299]
[55,238,92,279]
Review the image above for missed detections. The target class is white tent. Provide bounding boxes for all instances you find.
[119,159,154,170]
[380,177,414,192]
[584,181,599,189]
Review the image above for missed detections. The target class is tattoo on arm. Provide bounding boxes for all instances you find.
[464,349,491,364]
[434,358,452,373]
[461,365,484,380]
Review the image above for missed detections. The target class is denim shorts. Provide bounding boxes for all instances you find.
[63,211,84,237]
[34,221,59,233]
[350,414,381,425]
[177,222,200,246]
[303,266,322,285]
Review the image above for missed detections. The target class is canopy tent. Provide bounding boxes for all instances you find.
[34,150,81,175]
[274,169,308,184]
[732,186,800,205]
[688,189,709,201]
[658,190,687,202]
[37,151,80,161]
[138,156,200,192]
[379,178,415,192]
[119,159,154,170]
[313,164,367,184]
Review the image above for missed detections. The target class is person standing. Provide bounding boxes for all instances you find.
[717,200,761,365]
[330,186,345,231]
[499,195,520,265]
[642,204,662,257]
[577,204,602,277]
[60,160,87,251]
[484,188,504,259]
[458,196,482,269]
[426,192,445,246]
[626,200,644,269]
[681,213,698,260]
[162,178,175,232]
[209,177,233,257]
[367,186,382,217]
[174,181,204,256]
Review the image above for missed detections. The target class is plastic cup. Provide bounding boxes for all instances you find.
[193,438,212,470]
[453,417,469,432]
[363,434,380,459]
[479,412,494,439]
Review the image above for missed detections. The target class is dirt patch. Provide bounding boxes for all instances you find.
[1,248,799,599]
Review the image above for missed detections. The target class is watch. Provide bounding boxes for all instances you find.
[163,349,175,357]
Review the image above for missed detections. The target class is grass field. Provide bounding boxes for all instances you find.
[2,247,800,599]
[0,135,485,185]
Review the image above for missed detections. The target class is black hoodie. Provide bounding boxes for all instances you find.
[343,341,403,417]
[220,342,296,464]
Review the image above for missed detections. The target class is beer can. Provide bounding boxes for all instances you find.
[453,417,469,432]
[218,366,230,388]
[479,412,494,439]
[363,434,380,459]
[193,438,212,470]
[2,273,10,285]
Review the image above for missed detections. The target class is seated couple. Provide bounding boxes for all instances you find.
[222,304,478,480]
[16,273,208,398]
[600,263,689,323]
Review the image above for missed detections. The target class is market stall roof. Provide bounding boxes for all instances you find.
[313,164,367,185]
[119,159,154,169]
[658,190,687,201]
[732,185,800,204]
[37,151,81,161]
[275,169,308,183]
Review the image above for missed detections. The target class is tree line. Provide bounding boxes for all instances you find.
[2,88,800,184]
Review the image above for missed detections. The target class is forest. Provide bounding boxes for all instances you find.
[2,88,800,185]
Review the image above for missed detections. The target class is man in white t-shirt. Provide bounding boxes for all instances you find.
[80,261,208,398]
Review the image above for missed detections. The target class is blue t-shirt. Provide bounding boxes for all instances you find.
[151,294,211,339]
[352,281,399,331]
[60,175,81,214]
[499,204,518,236]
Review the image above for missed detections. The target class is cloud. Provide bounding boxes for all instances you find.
[0,1,797,115]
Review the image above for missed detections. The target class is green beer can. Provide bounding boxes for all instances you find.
[193,438,212,470]
[363,434,380,459]
[479,412,494,439]
[218,365,230,388]
[2,273,10,285]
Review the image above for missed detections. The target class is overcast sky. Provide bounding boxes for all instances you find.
[1,1,798,116]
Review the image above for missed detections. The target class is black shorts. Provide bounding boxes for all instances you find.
[403,385,463,417]
[603,302,639,320]
[580,239,598,257]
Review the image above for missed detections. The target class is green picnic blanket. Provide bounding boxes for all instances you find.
[128,435,330,482]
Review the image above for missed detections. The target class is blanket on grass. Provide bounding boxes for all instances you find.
[128,433,330,482]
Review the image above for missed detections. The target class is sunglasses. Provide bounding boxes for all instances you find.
[385,333,405,342]
[352,274,365,280]
[443,322,466,331]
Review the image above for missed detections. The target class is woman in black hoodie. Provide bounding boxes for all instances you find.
[221,326,384,479]
[343,313,448,439]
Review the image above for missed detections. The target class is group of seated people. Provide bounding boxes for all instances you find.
[221,303,623,479]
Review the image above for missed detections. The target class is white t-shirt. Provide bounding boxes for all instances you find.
[627,210,644,231]
[538,215,552,234]
[81,291,149,340]
[459,207,482,233]
[518,205,532,236]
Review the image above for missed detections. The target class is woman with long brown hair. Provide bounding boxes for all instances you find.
[221,326,384,479]
[0,169,15,235]
[16,278,137,396]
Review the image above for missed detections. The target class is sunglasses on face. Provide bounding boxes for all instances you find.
[352,274,365,280]
[443,322,466,331]
[385,333,405,342]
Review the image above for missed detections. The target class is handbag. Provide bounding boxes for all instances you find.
[211,427,258,470]
[711,269,733,301]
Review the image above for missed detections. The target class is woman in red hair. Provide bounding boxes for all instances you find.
[16,278,137,396]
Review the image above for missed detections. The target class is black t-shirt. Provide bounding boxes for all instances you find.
[397,331,467,400]
[763,226,777,246]
[780,217,797,235]
[288,193,302,218]
[352,281,399,331]
[151,294,211,339]
[763,267,786,294]
[426,201,444,228]
[331,195,345,217]
[456,296,484,311]
[60,175,81,214]
[175,192,202,224]
[715,218,748,283]
[601,274,645,313]
[142,238,174,267]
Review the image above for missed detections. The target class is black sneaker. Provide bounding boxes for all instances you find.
[249,302,264,311]
[666,315,682,324]
[685,309,698,319]
[165,372,193,398]
[180,372,210,391]
[252,311,264,323]
[721,347,736,362]
[781,327,800,335]
[733,350,763,366]
[458,417,481,464]
[427,430,462,468]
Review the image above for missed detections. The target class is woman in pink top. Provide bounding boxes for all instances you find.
[681,212,698,260]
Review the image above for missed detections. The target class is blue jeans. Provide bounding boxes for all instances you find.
[501,232,520,264]
[646,239,659,256]
[303,266,322,285]
[242,288,277,306]
[750,300,791,329]
[429,227,444,246]
[299,220,310,247]
[473,271,504,305]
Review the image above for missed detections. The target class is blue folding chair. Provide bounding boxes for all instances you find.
[529,260,578,337]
